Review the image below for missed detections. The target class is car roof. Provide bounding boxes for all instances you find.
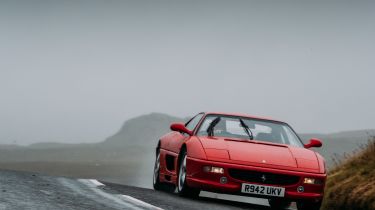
[202,112,284,123]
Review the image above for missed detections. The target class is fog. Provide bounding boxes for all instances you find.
[1,0,374,145]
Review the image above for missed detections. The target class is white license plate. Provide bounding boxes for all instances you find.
[241,183,285,197]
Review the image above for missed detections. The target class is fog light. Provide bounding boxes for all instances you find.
[304,178,323,185]
[203,166,224,174]
[297,186,304,193]
[220,177,227,184]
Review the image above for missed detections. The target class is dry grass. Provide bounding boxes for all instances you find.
[322,137,375,210]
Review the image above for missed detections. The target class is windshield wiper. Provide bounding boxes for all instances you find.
[207,117,221,137]
[239,119,254,140]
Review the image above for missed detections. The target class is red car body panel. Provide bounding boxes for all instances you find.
[157,112,326,202]
[198,137,321,173]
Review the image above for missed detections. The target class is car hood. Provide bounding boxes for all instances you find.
[198,136,320,173]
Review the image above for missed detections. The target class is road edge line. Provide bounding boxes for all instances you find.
[88,179,105,186]
[121,194,164,210]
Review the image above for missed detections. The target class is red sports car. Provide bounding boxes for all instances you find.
[153,112,326,210]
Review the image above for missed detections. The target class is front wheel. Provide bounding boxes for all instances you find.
[153,147,175,192]
[177,149,200,198]
[297,200,322,210]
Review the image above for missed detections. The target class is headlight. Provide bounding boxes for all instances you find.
[304,178,323,185]
[203,166,224,174]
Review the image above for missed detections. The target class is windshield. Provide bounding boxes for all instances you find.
[197,115,304,147]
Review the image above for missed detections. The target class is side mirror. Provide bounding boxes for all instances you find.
[304,138,323,148]
[170,123,193,136]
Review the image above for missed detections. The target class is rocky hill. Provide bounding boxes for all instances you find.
[101,112,185,147]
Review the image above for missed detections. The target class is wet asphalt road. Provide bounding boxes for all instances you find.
[104,182,272,210]
[0,169,295,210]
[0,170,156,210]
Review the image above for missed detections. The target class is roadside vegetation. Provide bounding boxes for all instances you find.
[322,137,375,210]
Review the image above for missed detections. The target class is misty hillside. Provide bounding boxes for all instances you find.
[102,113,186,147]
[0,113,187,188]
[0,113,184,162]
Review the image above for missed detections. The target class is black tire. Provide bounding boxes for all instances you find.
[153,147,175,192]
[297,200,322,210]
[177,149,200,198]
[268,198,292,209]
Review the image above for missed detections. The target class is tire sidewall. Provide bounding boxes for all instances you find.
[177,150,187,193]
[153,147,163,190]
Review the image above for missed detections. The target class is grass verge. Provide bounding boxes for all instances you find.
[322,137,375,210]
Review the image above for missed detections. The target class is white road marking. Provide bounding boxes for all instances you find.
[121,195,164,210]
[77,179,164,210]
[77,179,142,209]
[88,179,105,186]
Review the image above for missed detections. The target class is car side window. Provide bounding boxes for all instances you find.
[185,113,204,131]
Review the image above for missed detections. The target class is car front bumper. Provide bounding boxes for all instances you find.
[186,157,326,201]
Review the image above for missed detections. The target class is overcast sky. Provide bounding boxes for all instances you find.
[1,0,374,145]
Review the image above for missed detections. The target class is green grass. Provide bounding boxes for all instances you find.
[322,137,375,210]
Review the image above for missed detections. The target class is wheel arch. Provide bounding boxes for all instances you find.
[177,144,187,163]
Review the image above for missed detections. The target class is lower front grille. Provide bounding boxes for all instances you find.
[228,169,300,185]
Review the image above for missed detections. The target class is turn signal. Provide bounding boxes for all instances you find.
[203,166,224,174]
[304,178,323,185]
